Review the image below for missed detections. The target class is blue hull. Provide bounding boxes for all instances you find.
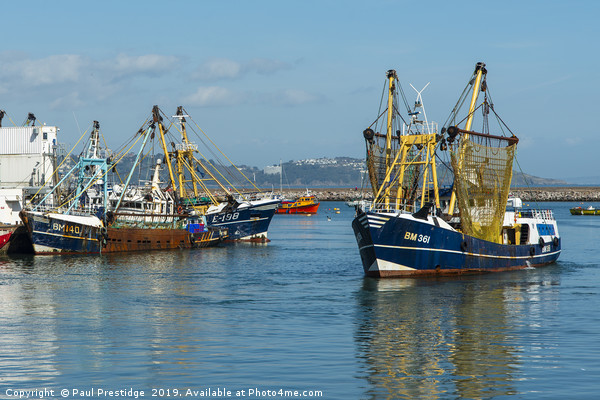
[352,210,561,277]
[206,199,280,241]
[21,212,104,254]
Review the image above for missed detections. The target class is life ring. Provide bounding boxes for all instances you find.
[177,206,183,214]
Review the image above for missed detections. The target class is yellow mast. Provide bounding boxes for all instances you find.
[382,70,396,209]
[371,70,440,212]
[153,105,178,193]
[174,106,200,200]
[447,62,486,216]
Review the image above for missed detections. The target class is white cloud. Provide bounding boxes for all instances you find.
[192,58,243,80]
[50,91,85,109]
[274,89,320,106]
[245,58,291,75]
[0,52,178,88]
[192,57,291,81]
[565,136,583,146]
[21,54,84,86]
[182,86,321,108]
[109,53,179,78]
[183,86,241,106]
[0,53,83,86]
[0,52,180,109]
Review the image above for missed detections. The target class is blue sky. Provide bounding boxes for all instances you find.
[1,0,597,180]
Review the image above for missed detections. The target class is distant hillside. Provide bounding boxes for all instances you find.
[73,154,567,189]
[511,171,569,187]
[250,157,568,188]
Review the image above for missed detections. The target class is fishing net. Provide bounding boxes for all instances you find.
[367,143,398,195]
[451,135,516,243]
[366,142,422,207]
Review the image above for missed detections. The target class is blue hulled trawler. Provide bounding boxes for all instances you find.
[352,63,561,277]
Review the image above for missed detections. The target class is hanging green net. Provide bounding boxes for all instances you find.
[366,143,391,195]
[451,136,516,243]
[367,142,422,206]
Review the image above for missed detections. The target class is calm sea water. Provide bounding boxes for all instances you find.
[1,201,599,399]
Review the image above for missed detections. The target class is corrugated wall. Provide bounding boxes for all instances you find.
[0,126,58,155]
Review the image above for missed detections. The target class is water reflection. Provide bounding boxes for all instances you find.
[0,251,224,388]
[355,272,560,399]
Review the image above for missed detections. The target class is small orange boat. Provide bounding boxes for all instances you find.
[276,194,320,214]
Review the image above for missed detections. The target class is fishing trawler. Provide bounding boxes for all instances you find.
[163,106,280,241]
[20,119,227,254]
[352,64,561,277]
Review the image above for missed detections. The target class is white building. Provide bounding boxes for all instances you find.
[0,125,59,225]
[264,165,282,175]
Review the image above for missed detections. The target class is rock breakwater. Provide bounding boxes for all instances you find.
[276,187,600,202]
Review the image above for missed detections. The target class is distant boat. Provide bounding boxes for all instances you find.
[570,206,600,215]
[274,160,319,215]
[352,64,561,277]
[276,192,320,214]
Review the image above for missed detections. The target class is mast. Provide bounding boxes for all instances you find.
[114,122,154,212]
[370,72,440,212]
[173,106,199,200]
[153,106,178,194]
[447,62,487,216]
[382,70,397,209]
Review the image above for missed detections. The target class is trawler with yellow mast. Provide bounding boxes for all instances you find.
[352,63,561,277]
[158,106,281,242]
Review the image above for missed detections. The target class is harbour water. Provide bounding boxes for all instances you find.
[1,201,599,399]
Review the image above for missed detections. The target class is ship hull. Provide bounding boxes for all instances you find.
[352,210,561,277]
[0,228,14,255]
[206,199,279,241]
[21,211,226,254]
[103,226,226,252]
[276,203,320,214]
[20,211,104,254]
[570,207,600,215]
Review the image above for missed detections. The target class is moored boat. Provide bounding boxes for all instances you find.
[163,106,280,241]
[0,226,15,255]
[569,206,600,215]
[276,193,320,214]
[352,64,561,277]
[205,196,281,241]
[20,118,227,254]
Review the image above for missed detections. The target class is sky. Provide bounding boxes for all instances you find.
[1,0,598,181]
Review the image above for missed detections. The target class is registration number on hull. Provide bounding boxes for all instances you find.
[211,212,240,224]
[52,223,82,235]
[404,232,431,244]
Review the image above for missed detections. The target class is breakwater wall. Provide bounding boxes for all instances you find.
[275,187,600,202]
[508,187,600,202]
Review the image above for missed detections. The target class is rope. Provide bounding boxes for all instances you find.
[29,125,91,204]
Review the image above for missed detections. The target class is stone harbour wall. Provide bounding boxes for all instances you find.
[274,187,600,202]
[508,187,600,202]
